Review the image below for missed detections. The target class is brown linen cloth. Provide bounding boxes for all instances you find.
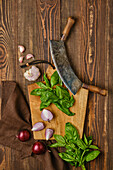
[0,81,70,170]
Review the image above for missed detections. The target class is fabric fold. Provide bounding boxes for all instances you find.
[0,81,70,170]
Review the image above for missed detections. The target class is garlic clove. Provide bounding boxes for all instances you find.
[41,109,53,122]
[26,54,34,60]
[45,128,53,140]
[19,56,24,63]
[18,45,25,53]
[31,122,45,131]
[24,66,40,81]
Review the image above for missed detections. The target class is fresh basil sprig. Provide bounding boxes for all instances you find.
[30,71,75,116]
[50,122,100,170]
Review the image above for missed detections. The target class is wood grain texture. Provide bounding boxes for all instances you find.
[0,0,112,169]
[28,66,88,140]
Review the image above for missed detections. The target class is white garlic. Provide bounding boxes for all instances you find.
[18,45,25,53]
[24,66,40,81]
[26,54,34,60]
[19,56,24,63]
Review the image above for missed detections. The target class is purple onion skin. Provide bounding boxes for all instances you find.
[32,142,46,154]
[31,122,45,131]
[41,109,53,122]
[45,128,54,140]
[16,130,30,142]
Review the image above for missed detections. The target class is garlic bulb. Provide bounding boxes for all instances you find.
[24,66,40,81]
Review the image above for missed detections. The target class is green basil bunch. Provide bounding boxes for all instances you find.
[50,122,100,170]
[30,71,75,116]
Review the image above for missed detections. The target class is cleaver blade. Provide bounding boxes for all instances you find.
[50,17,107,96]
[50,40,82,95]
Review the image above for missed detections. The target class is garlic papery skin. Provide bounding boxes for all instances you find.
[18,45,25,53]
[24,66,40,81]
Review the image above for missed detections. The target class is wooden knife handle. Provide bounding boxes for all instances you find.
[61,17,75,41]
[82,83,107,96]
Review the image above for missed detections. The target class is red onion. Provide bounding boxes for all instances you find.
[45,128,53,140]
[41,109,53,122]
[16,130,30,142]
[31,122,45,131]
[32,142,46,154]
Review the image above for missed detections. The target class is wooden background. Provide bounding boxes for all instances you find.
[0,0,112,169]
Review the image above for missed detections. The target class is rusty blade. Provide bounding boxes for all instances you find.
[50,40,82,95]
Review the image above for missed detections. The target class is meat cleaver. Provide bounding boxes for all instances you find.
[50,17,107,96]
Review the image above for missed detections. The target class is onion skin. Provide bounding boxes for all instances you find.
[31,122,45,131]
[16,130,30,142]
[41,109,53,122]
[45,128,53,140]
[32,142,46,154]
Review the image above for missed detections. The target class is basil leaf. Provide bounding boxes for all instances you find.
[66,150,74,156]
[75,139,87,150]
[43,73,50,87]
[81,164,86,170]
[69,162,75,166]
[59,96,75,109]
[87,136,93,145]
[69,95,75,107]
[89,145,99,150]
[40,91,58,103]
[59,99,70,108]
[30,88,46,96]
[65,122,79,141]
[50,71,59,87]
[69,143,77,150]
[59,76,63,86]
[89,139,93,145]
[76,149,82,162]
[53,102,75,116]
[75,162,78,168]
[56,86,70,99]
[86,150,100,162]
[40,100,52,110]
[81,150,90,163]
[53,134,65,144]
[58,152,76,162]
[84,134,88,145]
[49,142,65,147]
[66,148,73,153]
[87,136,92,141]
[36,82,48,89]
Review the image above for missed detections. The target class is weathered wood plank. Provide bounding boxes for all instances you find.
[0,0,112,169]
[108,0,113,169]
[61,0,109,170]
[0,0,17,169]
[0,0,60,169]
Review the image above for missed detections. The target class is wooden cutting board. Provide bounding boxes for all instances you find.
[28,66,88,139]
